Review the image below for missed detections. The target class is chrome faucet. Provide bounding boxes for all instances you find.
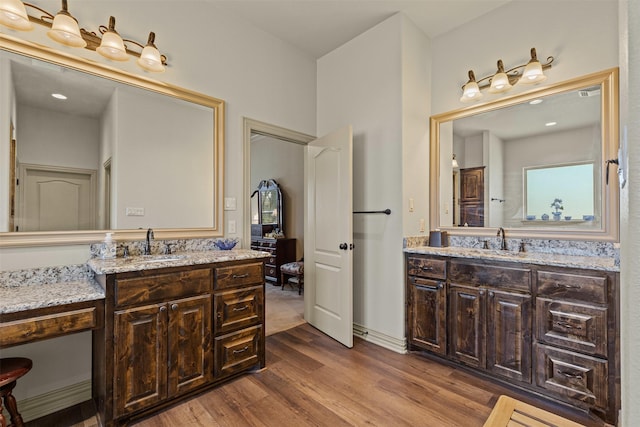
[144,228,154,255]
[497,227,507,251]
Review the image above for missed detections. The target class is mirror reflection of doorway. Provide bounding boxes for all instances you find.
[244,118,314,336]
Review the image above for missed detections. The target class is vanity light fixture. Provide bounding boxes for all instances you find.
[0,0,168,72]
[96,16,127,61]
[460,48,553,103]
[47,0,85,48]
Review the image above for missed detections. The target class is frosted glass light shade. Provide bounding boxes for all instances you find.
[47,13,86,47]
[0,0,33,30]
[488,72,512,93]
[521,60,547,84]
[460,81,482,103]
[97,31,128,61]
[137,45,164,72]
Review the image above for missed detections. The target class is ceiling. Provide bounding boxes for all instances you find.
[209,0,513,59]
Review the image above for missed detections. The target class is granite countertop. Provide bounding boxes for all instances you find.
[404,246,619,272]
[87,249,270,275]
[1,249,270,316]
[0,264,105,315]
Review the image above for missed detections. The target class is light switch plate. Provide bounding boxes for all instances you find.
[126,207,145,216]
[228,220,236,233]
[224,197,236,211]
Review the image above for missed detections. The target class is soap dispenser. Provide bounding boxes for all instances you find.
[102,232,116,259]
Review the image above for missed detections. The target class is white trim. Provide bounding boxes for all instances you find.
[4,380,92,422]
[353,323,407,354]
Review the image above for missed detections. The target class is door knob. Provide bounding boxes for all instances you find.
[339,243,348,250]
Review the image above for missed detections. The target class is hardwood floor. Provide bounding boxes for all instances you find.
[26,324,605,427]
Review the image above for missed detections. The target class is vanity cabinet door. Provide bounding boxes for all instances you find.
[114,303,168,417]
[449,284,484,369]
[168,294,212,397]
[408,277,446,355]
[486,290,532,383]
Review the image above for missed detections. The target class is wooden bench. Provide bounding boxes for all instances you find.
[484,395,585,427]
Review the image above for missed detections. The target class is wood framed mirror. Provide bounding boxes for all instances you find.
[0,33,225,247]
[430,68,619,241]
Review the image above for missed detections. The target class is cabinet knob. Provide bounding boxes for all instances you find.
[171,303,178,311]
[159,306,167,312]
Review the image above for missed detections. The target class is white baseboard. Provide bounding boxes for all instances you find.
[4,380,92,423]
[353,323,407,354]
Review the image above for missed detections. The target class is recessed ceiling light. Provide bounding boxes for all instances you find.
[545,121,557,127]
[529,99,543,105]
[51,93,67,100]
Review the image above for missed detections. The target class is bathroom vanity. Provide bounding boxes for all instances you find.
[88,251,267,427]
[405,247,619,424]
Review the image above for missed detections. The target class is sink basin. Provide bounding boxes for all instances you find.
[139,255,187,263]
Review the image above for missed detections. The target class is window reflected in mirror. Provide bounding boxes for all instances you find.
[525,162,596,223]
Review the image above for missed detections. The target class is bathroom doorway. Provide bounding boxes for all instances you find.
[243,118,314,334]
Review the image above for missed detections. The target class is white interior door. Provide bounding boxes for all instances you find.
[304,125,353,348]
[18,164,96,231]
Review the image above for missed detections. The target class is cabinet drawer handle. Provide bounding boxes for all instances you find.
[233,346,249,354]
[421,266,434,271]
[232,305,249,312]
[555,321,582,330]
[171,303,178,311]
[557,370,583,380]
[159,306,167,312]
[233,273,249,279]
[554,282,580,289]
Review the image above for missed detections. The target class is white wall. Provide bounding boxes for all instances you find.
[431,1,619,115]
[250,135,305,258]
[485,131,504,227]
[16,105,100,170]
[620,1,640,424]
[114,88,213,229]
[0,0,317,404]
[317,13,430,345]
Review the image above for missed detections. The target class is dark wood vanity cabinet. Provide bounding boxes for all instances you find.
[406,256,447,355]
[93,259,266,427]
[447,261,532,383]
[405,253,619,424]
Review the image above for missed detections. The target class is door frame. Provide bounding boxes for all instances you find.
[242,117,315,250]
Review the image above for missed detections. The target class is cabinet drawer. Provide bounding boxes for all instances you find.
[214,286,263,334]
[536,298,607,357]
[449,261,531,292]
[0,307,97,347]
[407,257,446,280]
[267,256,276,265]
[535,343,608,411]
[215,263,264,290]
[265,266,277,279]
[537,271,607,304]
[214,325,262,379]
[115,269,212,307]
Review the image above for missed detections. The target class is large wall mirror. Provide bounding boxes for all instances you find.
[430,68,619,241]
[0,34,224,247]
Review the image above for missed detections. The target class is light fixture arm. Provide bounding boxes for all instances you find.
[13,1,168,67]
[460,48,553,91]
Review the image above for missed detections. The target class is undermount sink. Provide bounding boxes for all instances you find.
[483,249,526,257]
[139,255,187,263]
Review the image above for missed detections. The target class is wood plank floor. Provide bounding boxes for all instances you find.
[26,323,605,427]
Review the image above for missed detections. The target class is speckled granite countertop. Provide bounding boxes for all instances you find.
[86,249,270,275]
[0,264,105,315]
[404,246,619,272]
[1,250,270,316]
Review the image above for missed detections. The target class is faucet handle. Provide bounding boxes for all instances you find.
[164,243,173,255]
[481,240,489,250]
[519,241,527,253]
[122,245,130,257]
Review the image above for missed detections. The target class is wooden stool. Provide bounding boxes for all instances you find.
[484,395,585,427]
[0,358,32,427]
